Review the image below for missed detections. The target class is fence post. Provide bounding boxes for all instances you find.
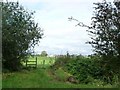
[43,60,45,68]
[26,60,27,67]
[36,57,37,68]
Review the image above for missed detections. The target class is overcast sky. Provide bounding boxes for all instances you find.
[5,0,114,55]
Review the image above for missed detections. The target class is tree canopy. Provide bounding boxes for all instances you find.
[69,0,120,74]
[89,0,120,72]
[2,2,43,71]
[40,51,48,57]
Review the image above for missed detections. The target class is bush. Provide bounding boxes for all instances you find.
[65,56,101,83]
[52,54,119,85]
[51,55,71,70]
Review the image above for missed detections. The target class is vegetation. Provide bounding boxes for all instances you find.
[2,56,115,88]
[68,0,120,86]
[40,51,48,57]
[52,54,119,87]
[3,68,112,88]
[2,0,120,88]
[2,2,43,71]
[88,0,120,75]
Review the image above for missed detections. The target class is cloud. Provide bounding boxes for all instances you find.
[6,0,114,55]
[28,1,94,55]
[4,0,114,3]
[19,0,114,3]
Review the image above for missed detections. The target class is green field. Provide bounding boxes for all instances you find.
[2,56,114,88]
[24,56,55,68]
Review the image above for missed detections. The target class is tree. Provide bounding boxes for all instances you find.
[69,0,120,74]
[2,2,43,71]
[88,0,120,73]
[40,51,48,57]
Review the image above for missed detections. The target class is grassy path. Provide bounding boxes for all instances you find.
[2,67,113,88]
[2,56,114,88]
[2,68,75,88]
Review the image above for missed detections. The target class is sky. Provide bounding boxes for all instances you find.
[4,0,114,55]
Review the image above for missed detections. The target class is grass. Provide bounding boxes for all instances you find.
[27,56,55,66]
[2,56,115,88]
[53,67,72,82]
[2,68,114,88]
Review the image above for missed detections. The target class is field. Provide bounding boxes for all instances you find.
[2,56,115,88]
[24,56,55,68]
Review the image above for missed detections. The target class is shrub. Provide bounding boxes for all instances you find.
[52,54,119,85]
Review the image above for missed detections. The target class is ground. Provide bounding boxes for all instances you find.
[2,56,114,88]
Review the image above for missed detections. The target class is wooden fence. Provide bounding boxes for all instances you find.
[26,57,37,68]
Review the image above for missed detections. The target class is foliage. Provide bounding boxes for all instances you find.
[51,55,71,70]
[2,66,113,88]
[2,2,43,71]
[53,54,119,85]
[65,56,102,84]
[88,0,120,80]
[40,51,48,57]
[2,56,114,88]
[68,0,120,83]
[88,0,120,71]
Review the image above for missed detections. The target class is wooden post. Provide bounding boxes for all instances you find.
[36,57,37,68]
[26,60,27,67]
[43,60,45,68]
